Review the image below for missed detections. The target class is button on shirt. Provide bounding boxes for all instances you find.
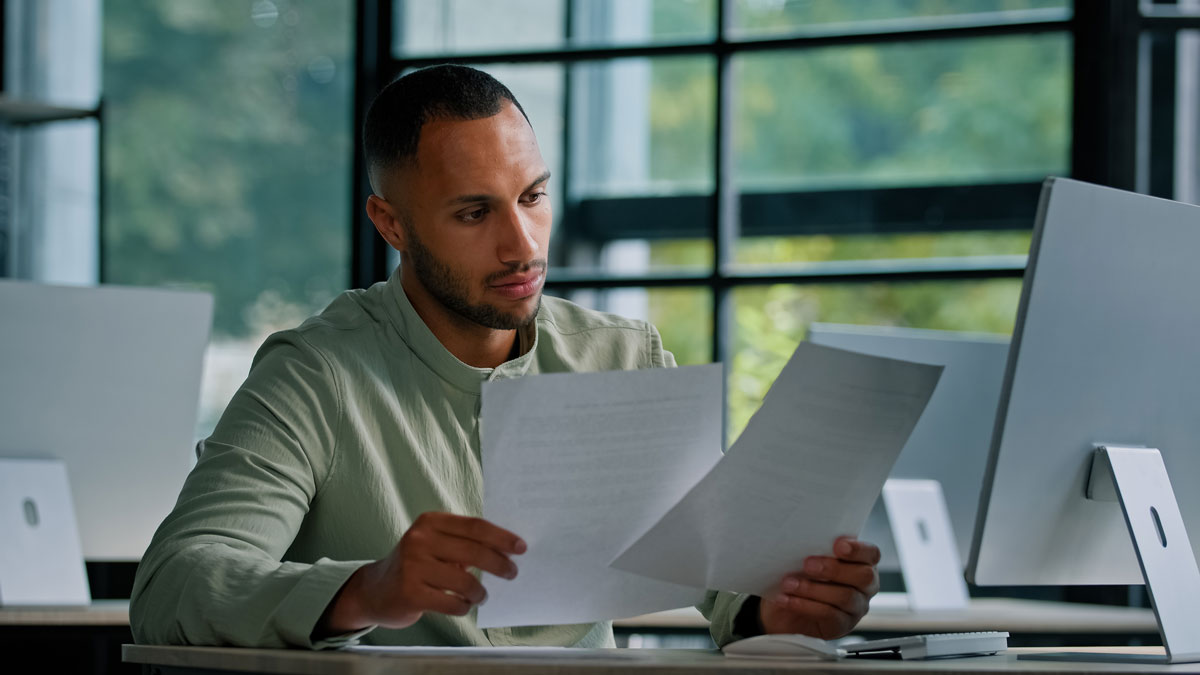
[130,268,752,649]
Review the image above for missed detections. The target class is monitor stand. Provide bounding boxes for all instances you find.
[1020,445,1200,664]
[880,479,969,611]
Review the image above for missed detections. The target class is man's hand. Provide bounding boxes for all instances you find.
[757,536,880,640]
[316,512,526,637]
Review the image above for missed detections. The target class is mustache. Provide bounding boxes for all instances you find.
[485,260,548,285]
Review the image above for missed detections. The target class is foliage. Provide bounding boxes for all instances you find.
[103,0,352,339]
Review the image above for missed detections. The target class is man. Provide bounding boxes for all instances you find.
[130,65,880,649]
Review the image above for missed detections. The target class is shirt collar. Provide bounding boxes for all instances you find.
[383,266,538,393]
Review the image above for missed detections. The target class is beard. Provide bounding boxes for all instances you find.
[404,229,544,330]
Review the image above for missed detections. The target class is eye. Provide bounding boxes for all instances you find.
[458,207,487,223]
[525,190,548,205]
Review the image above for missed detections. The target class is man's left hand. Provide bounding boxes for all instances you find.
[757,536,881,639]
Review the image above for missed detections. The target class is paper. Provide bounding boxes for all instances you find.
[477,364,724,628]
[610,342,942,595]
[346,646,647,660]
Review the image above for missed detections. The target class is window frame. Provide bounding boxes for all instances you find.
[351,0,1194,366]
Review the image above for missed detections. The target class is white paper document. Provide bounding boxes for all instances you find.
[477,364,724,628]
[346,646,647,661]
[610,342,943,595]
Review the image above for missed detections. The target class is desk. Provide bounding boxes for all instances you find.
[0,598,1156,672]
[123,644,1200,674]
[618,598,1159,647]
[0,600,134,674]
[0,599,130,626]
[1,598,1154,636]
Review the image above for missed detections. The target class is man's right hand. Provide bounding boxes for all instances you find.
[315,512,526,637]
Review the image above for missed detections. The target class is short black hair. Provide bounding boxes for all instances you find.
[363,64,529,193]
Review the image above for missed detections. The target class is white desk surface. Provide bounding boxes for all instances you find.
[123,644,1200,674]
[617,598,1158,635]
[0,599,130,626]
[0,597,1157,635]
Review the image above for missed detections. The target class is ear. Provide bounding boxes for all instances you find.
[366,195,407,252]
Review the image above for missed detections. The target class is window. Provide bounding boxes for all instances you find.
[370,0,1072,439]
[2,1,101,284]
[102,1,354,436]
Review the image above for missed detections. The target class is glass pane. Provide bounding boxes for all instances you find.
[552,287,712,365]
[733,34,1067,266]
[1141,0,1200,18]
[728,280,1021,443]
[103,0,354,437]
[9,121,100,283]
[572,57,714,197]
[4,0,100,283]
[394,0,565,56]
[1180,29,1200,206]
[734,35,1070,190]
[559,56,714,276]
[572,0,716,47]
[732,0,1069,39]
[736,231,1031,265]
[392,0,715,57]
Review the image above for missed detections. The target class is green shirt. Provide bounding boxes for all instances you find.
[130,269,751,649]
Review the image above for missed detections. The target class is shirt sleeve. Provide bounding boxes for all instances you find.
[130,330,374,649]
[645,322,756,647]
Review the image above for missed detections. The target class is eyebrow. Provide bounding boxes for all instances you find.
[446,170,552,207]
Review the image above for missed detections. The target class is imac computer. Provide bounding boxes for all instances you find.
[968,178,1200,663]
[0,281,212,561]
[809,324,1008,610]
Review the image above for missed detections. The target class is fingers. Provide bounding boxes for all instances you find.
[416,560,488,605]
[424,513,527,556]
[413,583,474,617]
[798,556,879,593]
[428,534,519,580]
[775,577,869,619]
[833,536,881,566]
[764,593,857,639]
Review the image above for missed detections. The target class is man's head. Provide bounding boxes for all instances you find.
[363,65,551,331]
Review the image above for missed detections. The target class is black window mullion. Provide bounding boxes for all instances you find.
[352,0,394,288]
[1144,27,1177,199]
[1071,0,1140,190]
[712,0,734,367]
[556,1,575,271]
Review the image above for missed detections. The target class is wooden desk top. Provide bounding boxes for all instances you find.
[123,645,1199,674]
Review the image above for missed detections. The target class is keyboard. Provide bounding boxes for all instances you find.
[723,631,1009,661]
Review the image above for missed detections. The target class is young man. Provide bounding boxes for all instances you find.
[130,65,880,649]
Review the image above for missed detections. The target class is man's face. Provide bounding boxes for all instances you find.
[385,102,552,330]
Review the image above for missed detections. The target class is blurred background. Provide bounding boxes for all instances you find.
[6,0,1197,445]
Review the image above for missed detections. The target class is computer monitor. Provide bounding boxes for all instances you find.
[808,324,1008,573]
[0,281,212,561]
[967,178,1200,663]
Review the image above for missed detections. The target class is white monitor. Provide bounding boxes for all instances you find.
[0,281,212,561]
[808,324,1008,573]
[968,178,1200,663]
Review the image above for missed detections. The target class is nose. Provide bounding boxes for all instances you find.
[496,205,540,265]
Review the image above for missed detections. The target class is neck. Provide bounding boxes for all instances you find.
[400,270,519,369]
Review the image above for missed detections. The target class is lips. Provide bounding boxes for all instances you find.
[489,270,544,300]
